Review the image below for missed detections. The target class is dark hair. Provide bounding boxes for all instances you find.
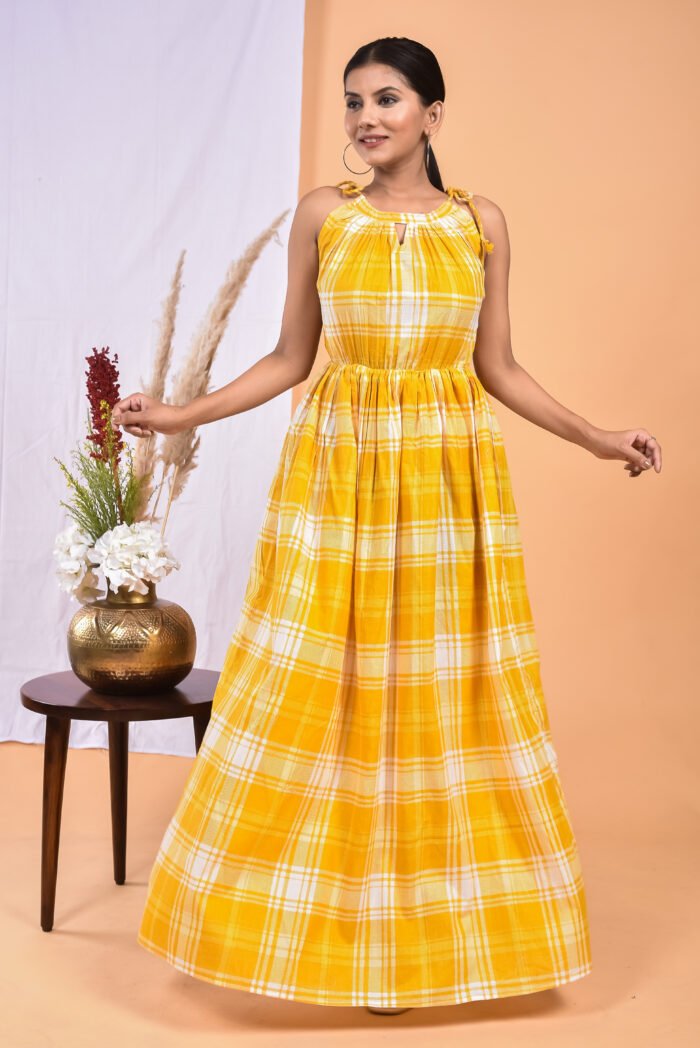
[343,37,446,191]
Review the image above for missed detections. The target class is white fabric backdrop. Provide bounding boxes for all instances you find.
[0,0,306,754]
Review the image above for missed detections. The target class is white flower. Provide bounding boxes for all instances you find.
[54,520,180,601]
[53,522,98,597]
[90,521,180,595]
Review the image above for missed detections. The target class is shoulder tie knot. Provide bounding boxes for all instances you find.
[335,180,363,196]
[447,186,494,258]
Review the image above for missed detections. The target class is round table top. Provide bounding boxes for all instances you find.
[20,668,220,721]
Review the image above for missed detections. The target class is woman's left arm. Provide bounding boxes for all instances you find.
[472,196,662,479]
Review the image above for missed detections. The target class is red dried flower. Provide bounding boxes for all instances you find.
[84,346,125,462]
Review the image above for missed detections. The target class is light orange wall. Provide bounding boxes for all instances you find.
[296,1,698,827]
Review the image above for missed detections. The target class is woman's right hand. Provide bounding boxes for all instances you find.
[111,393,184,438]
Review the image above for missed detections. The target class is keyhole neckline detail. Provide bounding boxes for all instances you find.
[336,180,469,222]
[333,180,495,256]
[354,191,455,222]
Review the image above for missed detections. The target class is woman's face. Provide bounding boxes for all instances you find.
[343,62,442,170]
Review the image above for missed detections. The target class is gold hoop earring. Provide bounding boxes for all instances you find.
[343,142,372,175]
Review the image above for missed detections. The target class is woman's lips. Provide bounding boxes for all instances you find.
[359,136,388,147]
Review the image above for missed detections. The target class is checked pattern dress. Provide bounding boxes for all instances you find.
[136,179,593,1007]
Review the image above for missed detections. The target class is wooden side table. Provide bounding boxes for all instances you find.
[20,667,220,932]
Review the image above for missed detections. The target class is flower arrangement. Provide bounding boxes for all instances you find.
[53,346,180,602]
[53,205,289,607]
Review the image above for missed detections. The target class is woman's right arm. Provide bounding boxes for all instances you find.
[180,190,326,428]
[112,187,335,436]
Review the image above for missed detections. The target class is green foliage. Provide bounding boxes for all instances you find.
[54,441,148,542]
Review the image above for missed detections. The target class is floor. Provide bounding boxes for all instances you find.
[1,739,695,1048]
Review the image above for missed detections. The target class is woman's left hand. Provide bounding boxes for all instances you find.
[586,427,662,477]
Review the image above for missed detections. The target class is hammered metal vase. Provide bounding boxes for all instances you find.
[67,580,196,695]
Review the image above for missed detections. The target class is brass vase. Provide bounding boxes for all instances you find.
[67,580,196,695]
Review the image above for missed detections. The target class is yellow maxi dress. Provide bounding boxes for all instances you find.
[136,180,593,1008]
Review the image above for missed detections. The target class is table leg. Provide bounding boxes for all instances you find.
[41,715,70,931]
[108,720,128,885]
[192,708,211,752]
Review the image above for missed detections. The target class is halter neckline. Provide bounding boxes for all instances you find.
[334,180,494,255]
[336,179,469,221]
[355,191,455,221]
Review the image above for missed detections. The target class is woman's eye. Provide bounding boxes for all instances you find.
[346,96,397,109]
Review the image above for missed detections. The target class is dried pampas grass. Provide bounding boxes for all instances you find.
[133,208,290,534]
[132,249,186,522]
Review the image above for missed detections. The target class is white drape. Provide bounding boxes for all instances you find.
[0,0,306,754]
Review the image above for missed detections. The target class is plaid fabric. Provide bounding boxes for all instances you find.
[136,181,593,1007]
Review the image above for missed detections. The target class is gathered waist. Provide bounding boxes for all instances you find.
[323,359,477,377]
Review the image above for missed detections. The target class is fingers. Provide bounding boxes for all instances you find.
[114,393,144,412]
[625,432,661,477]
[111,393,146,427]
[625,456,651,477]
[112,410,143,428]
[116,416,153,436]
[636,433,662,473]
[646,434,662,472]
[122,424,154,438]
[110,391,155,439]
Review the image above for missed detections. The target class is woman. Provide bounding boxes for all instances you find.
[112,37,661,1014]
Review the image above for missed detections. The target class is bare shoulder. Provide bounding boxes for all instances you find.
[470,193,507,240]
[471,193,503,219]
[294,184,352,242]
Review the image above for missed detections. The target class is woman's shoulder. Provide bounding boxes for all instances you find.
[449,189,502,257]
[448,187,499,220]
[300,182,359,207]
[473,196,505,258]
[469,193,502,226]
[295,184,359,243]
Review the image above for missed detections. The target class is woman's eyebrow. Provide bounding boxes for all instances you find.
[344,86,402,98]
